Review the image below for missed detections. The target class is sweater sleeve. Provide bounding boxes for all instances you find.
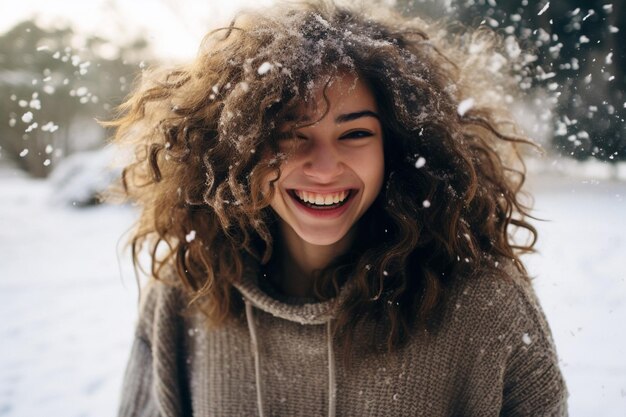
[117,335,162,417]
[499,276,569,417]
[116,279,190,417]
[117,280,163,417]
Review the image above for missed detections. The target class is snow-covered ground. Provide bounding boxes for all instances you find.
[0,167,625,416]
[0,172,138,417]
[524,173,626,415]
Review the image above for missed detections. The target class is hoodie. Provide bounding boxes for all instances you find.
[117,262,568,417]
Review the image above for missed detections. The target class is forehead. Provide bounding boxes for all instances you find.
[290,72,378,121]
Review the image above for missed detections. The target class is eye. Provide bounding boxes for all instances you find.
[340,130,373,139]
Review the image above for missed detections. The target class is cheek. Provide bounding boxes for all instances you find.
[349,149,384,213]
[364,143,385,194]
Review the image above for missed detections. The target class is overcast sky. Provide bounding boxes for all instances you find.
[0,0,276,60]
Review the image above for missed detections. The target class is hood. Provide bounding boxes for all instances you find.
[232,259,347,417]
[232,260,355,325]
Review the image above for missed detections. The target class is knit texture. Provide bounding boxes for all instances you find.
[118,263,568,417]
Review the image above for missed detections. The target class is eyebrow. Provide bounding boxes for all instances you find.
[286,110,380,124]
[335,110,380,124]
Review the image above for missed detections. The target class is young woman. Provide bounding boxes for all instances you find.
[110,2,568,416]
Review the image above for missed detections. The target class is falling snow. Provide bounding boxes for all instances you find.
[582,10,595,21]
[29,99,41,110]
[41,122,59,133]
[21,112,34,123]
[538,2,550,16]
[25,123,38,133]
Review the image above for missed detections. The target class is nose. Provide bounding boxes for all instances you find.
[301,141,344,183]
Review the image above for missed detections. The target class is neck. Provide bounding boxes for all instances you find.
[271,222,355,298]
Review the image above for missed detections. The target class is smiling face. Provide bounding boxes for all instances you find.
[267,72,385,248]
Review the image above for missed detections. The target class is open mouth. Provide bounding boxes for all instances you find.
[289,189,354,210]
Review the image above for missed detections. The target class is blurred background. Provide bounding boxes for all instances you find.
[0,0,624,416]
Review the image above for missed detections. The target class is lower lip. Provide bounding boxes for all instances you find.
[288,190,355,218]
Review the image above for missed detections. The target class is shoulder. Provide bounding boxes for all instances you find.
[134,275,190,347]
[122,273,194,417]
[444,258,568,415]
[446,259,554,344]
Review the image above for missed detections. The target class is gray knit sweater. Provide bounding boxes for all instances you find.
[118,263,568,417]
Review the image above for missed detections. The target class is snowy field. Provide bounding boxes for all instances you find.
[0,167,625,416]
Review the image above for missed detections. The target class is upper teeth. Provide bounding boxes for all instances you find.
[294,190,349,205]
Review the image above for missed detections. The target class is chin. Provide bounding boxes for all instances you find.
[296,227,351,247]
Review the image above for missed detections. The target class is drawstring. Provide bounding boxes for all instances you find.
[245,299,265,417]
[327,320,337,417]
[244,298,337,417]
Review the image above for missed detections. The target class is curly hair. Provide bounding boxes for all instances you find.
[105,1,538,357]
